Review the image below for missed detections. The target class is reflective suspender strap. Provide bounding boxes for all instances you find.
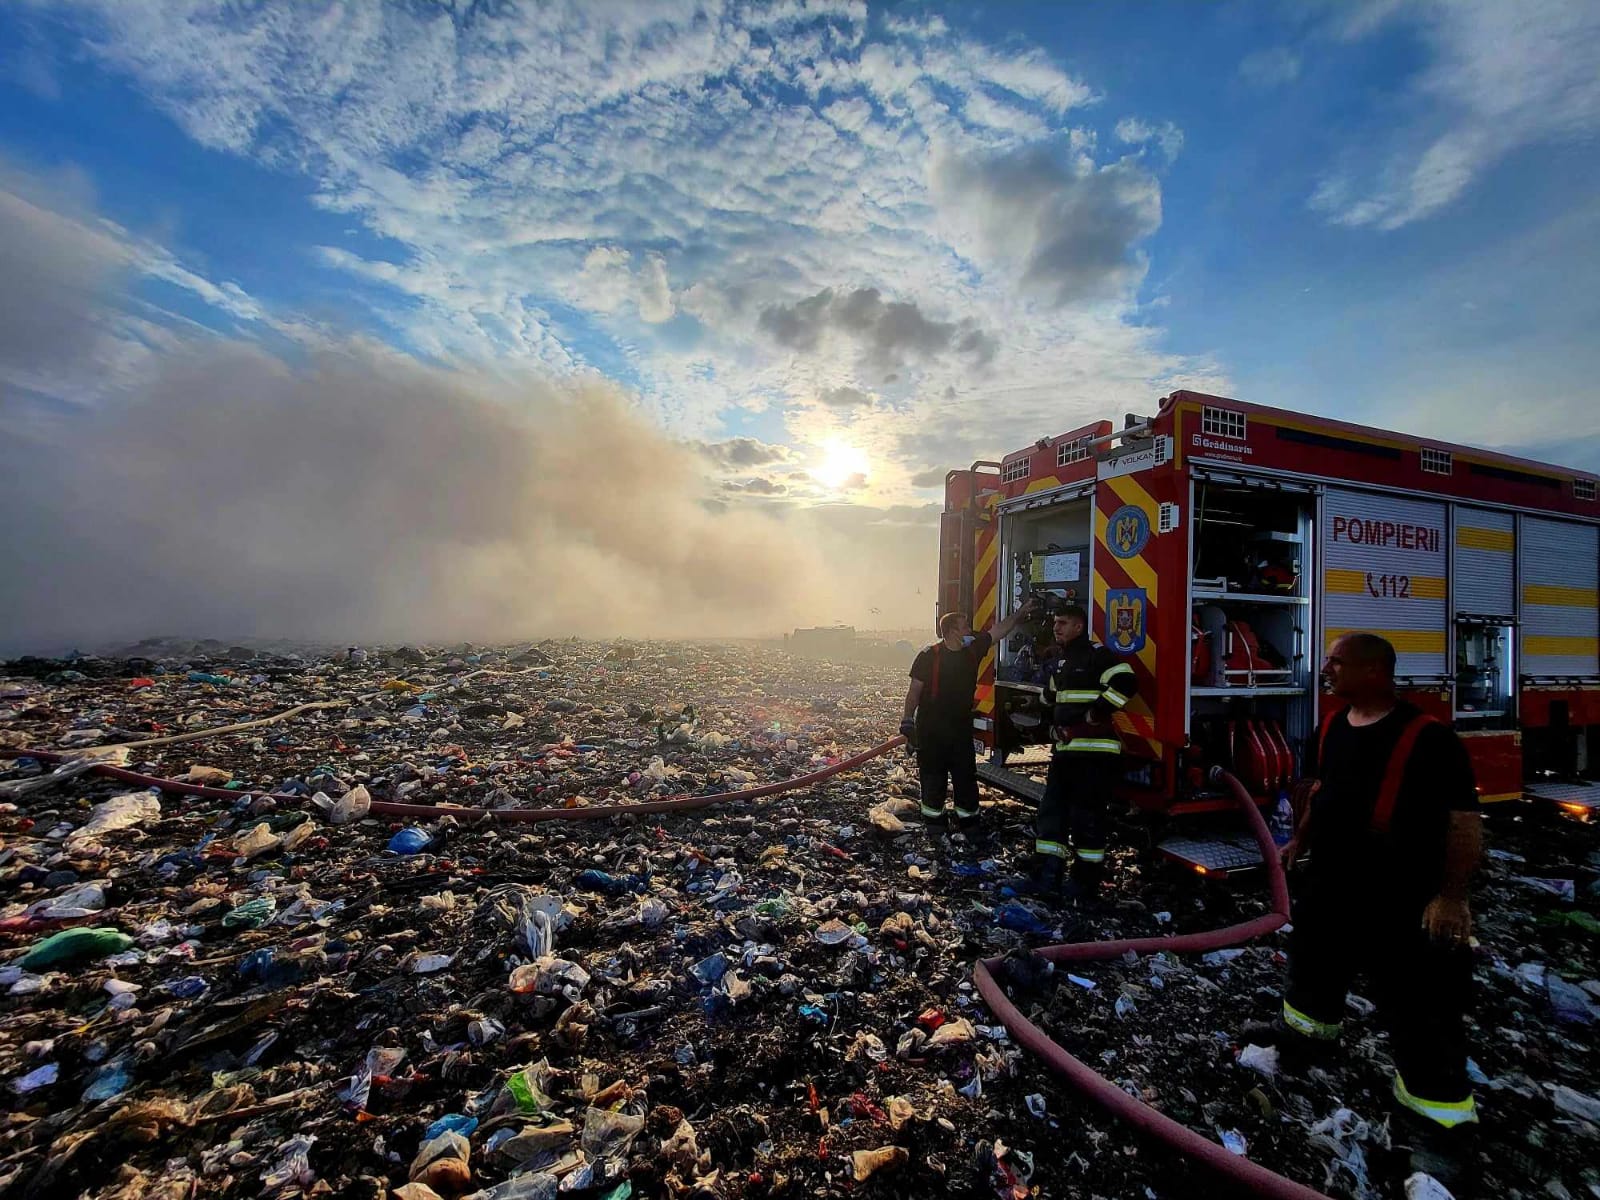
[1316,707,1340,774]
[928,644,940,701]
[1370,714,1439,834]
[1393,1074,1478,1128]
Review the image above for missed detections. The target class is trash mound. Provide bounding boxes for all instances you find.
[1,640,1598,1200]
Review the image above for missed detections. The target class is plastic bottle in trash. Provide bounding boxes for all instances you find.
[1269,793,1294,846]
[467,1173,559,1200]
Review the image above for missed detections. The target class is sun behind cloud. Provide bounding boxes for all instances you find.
[812,438,872,491]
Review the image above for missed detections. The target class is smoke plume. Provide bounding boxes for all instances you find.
[1,342,939,651]
[0,168,936,654]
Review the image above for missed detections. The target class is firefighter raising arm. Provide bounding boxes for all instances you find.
[901,600,1036,740]
[983,597,1038,644]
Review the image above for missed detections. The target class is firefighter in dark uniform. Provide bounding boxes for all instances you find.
[1033,604,1139,898]
[901,602,1035,831]
[1255,633,1482,1186]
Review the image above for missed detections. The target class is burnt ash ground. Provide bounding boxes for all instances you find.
[0,642,1596,1200]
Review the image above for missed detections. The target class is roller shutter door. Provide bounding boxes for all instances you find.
[1520,517,1599,678]
[1453,507,1514,617]
[1323,489,1448,678]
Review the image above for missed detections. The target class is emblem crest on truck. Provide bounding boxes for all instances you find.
[1107,587,1148,654]
[1109,505,1151,558]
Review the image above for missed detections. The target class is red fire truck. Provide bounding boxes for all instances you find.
[937,391,1600,871]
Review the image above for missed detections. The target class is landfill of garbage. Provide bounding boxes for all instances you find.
[1,639,1597,1200]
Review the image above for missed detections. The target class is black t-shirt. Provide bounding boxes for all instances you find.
[910,632,993,736]
[1307,702,1478,903]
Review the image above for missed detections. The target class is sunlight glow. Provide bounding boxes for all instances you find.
[812,439,871,490]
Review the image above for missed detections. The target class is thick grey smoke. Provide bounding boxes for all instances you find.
[0,341,939,651]
[0,168,937,654]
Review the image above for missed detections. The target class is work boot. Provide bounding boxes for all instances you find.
[1391,1108,1481,1197]
[1028,854,1066,894]
[1059,859,1106,906]
[1235,1016,1336,1074]
[1059,874,1103,907]
[953,811,990,848]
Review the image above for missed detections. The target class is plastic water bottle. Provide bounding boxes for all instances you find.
[1269,793,1294,846]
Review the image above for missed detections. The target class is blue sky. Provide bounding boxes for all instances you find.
[1,1,1598,643]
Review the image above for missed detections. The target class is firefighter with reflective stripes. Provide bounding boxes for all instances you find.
[1032,604,1139,899]
[901,601,1035,832]
[1252,632,1483,1188]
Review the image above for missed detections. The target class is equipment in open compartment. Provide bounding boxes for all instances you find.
[1192,605,1295,688]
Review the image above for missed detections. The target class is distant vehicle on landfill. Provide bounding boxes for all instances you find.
[935,390,1600,866]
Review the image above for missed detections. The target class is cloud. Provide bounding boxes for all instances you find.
[760,287,996,376]
[696,437,793,469]
[1313,0,1600,229]
[722,476,788,496]
[578,246,675,324]
[932,146,1162,307]
[24,0,1202,458]
[1238,47,1302,89]
[910,466,949,488]
[819,385,874,408]
[1113,117,1184,160]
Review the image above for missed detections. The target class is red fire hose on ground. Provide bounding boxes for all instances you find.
[3,740,1326,1197]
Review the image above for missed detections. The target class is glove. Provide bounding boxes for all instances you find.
[899,717,917,740]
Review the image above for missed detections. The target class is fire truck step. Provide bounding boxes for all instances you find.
[1001,745,1054,767]
[1524,780,1600,816]
[976,761,1046,804]
[1157,833,1265,878]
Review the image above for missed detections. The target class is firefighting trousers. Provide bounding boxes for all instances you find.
[1036,751,1117,867]
[1284,880,1476,1127]
[917,728,980,820]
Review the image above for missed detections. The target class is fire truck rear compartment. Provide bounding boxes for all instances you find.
[992,494,1092,757]
[1185,483,1316,794]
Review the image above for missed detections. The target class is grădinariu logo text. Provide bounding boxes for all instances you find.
[1191,433,1253,458]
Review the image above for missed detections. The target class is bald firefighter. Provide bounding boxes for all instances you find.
[1032,605,1139,899]
[1253,632,1482,1186]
